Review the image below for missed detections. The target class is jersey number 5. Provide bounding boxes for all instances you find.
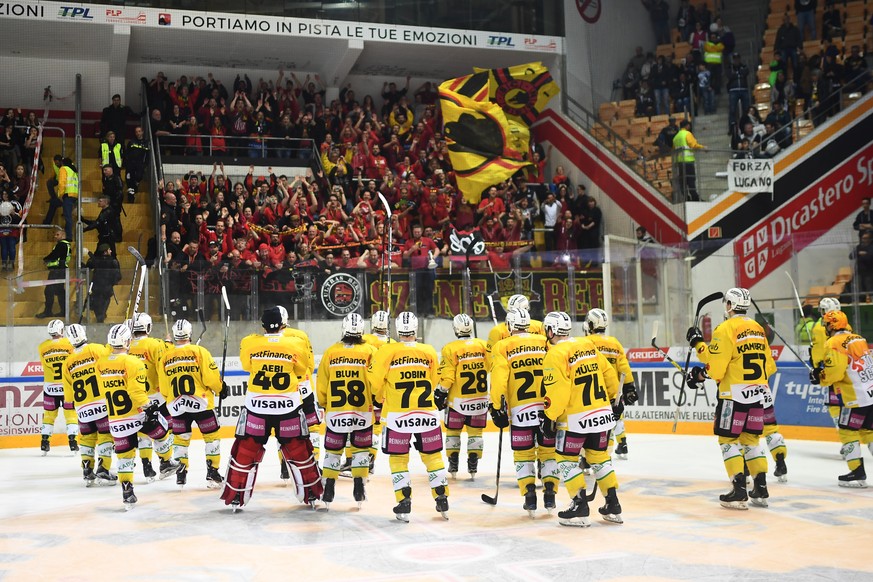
[742,353,767,381]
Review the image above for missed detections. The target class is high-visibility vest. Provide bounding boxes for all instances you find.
[673,129,695,163]
[704,42,723,64]
[101,142,122,167]
[46,239,71,269]
[61,166,79,196]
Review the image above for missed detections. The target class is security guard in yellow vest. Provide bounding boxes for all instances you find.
[673,120,704,202]
[703,33,725,93]
[43,157,79,240]
[101,131,123,173]
[36,228,71,318]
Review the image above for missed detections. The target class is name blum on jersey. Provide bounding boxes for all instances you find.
[394,411,438,429]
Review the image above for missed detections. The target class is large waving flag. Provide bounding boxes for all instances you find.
[439,82,531,203]
[475,62,560,127]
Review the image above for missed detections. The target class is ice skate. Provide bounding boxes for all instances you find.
[230,493,244,513]
[206,460,223,489]
[774,453,788,483]
[82,460,96,487]
[393,486,412,523]
[719,474,748,510]
[523,483,537,518]
[142,458,157,483]
[467,453,478,480]
[95,463,118,486]
[353,477,366,509]
[122,482,137,511]
[743,462,751,487]
[176,465,188,489]
[40,435,49,456]
[338,457,352,478]
[159,458,179,480]
[598,487,623,524]
[447,452,459,479]
[838,461,868,488]
[68,435,79,452]
[434,485,449,520]
[749,473,769,508]
[280,460,290,482]
[558,493,591,527]
[322,477,336,510]
[615,438,628,460]
[543,481,557,514]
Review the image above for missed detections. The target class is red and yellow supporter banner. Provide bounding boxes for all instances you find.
[474,62,560,127]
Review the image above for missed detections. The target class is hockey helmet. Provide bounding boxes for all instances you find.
[395,312,418,336]
[506,308,531,332]
[173,319,193,341]
[107,324,132,349]
[262,307,283,333]
[276,305,290,326]
[452,313,474,337]
[65,323,87,347]
[823,310,849,334]
[133,313,152,334]
[585,308,609,333]
[507,294,530,311]
[342,313,365,338]
[371,310,390,333]
[46,319,65,338]
[819,297,841,315]
[723,287,751,314]
[543,311,573,337]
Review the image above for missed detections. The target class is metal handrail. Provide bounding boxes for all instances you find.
[156,133,322,160]
[13,124,67,157]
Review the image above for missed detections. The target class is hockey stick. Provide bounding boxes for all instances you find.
[650,320,685,372]
[677,291,724,432]
[486,295,499,327]
[195,307,207,345]
[785,270,814,356]
[129,264,147,332]
[481,397,505,505]
[125,245,146,321]
[218,286,231,409]
[377,192,393,337]
[750,298,812,371]
[78,282,93,325]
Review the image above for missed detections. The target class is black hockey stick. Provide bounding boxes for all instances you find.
[677,291,724,432]
[481,397,505,505]
[650,320,685,372]
[750,298,812,371]
[218,286,231,409]
[78,282,93,325]
[785,270,815,357]
[128,265,147,333]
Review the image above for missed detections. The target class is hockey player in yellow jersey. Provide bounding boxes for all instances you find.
[159,319,225,490]
[38,320,78,454]
[811,297,847,462]
[541,311,623,526]
[584,309,639,460]
[220,307,322,510]
[435,314,489,480]
[486,294,545,368]
[97,324,175,509]
[368,311,448,522]
[815,310,873,487]
[356,310,392,473]
[687,287,777,510]
[489,308,557,517]
[317,313,378,508]
[62,324,115,486]
[128,313,179,481]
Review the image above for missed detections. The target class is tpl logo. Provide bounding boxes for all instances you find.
[58,7,94,19]
[487,35,515,47]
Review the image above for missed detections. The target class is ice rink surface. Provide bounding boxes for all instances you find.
[1,432,872,582]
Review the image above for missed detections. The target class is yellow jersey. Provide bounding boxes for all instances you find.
[486,320,545,368]
[490,333,548,427]
[695,315,777,404]
[363,333,391,349]
[822,331,873,408]
[368,340,440,433]
[317,341,378,432]
[96,352,149,438]
[128,335,166,400]
[38,337,73,398]
[159,342,222,416]
[586,333,632,385]
[240,333,309,416]
[62,343,112,423]
[542,337,619,433]
[438,337,490,417]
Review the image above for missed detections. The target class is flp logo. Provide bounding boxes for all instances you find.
[58,6,94,19]
[487,35,516,47]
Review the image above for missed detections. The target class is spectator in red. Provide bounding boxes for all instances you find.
[477,186,506,221]
[552,164,570,187]
[555,213,581,253]
[419,189,451,231]
[403,223,438,317]
[479,215,504,243]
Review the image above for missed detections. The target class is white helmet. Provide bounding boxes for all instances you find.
[506,308,531,332]
[395,312,418,336]
[507,294,530,311]
[371,310,390,333]
[585,308,608,333]
[133,313,152,334]
[173,319,193,341]
[65,323,87,347]
[452,313,474,337]
[723,287,751,314]
[47,319,65,337]
[819,296,841,314]
[543,311,573,337]
[342,313,365,338]
[276,305,290,326]
[107,324,132,349]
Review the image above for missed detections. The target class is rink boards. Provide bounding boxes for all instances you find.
[0,357,834,448]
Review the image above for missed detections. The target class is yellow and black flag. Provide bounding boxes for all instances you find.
[475,62,560,127]
[439,82,531,203]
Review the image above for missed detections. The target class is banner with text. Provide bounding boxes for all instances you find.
[727,158,774,193]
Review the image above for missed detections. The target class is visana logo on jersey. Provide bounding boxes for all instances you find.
[575,409,616,430]
[80,403,108,418]
[395,416,438,429]
[739,385,767,400]
[249,398,296,410]
[456,400,489,414]
[329,415,368,429]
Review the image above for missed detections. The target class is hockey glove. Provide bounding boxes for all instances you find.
[686,365,708,391]
[612,399,625,420]
[219,382,230,400]
[140,401,163,433]
[686,326,704,348]
[622,382,639,405]
[809,365,823,385]
[301,393,321,427]
[489,404,509,429]
[372,395,383,409]
[538,410,557,440]
[434,387,448,411]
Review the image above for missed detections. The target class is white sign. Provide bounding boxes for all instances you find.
[728,159,774,193]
